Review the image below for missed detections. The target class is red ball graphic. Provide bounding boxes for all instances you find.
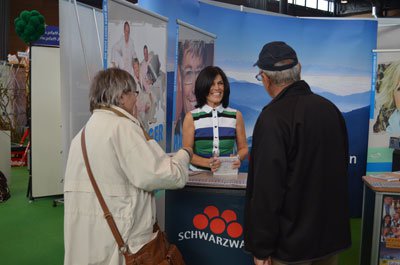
[227,222,243,238]
[210,217,226,234]
[221,209,237,223]
[193,214,209,230]
[203,205,219,219]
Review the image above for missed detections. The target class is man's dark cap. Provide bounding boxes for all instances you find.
[253,41,298,71]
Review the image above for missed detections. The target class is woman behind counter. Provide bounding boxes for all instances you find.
[63,68,192,265]
[182,66,248,172]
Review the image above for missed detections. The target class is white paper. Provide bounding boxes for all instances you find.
[213,156,238,177]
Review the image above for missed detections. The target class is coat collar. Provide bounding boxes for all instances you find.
[200,104,224,113]
[93,105,141,127]
[264,80,312,110]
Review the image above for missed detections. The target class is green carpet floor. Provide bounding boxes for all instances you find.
[0,167,361,265]
[0,167,64,265]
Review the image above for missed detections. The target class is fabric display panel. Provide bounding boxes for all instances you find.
[105,0,168,148]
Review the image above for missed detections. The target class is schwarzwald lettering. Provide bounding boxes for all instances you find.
[177,230,244,248]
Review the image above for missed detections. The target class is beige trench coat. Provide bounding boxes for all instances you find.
[64,106,189,265]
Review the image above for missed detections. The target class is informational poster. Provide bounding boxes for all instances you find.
[379,195,400,264]
[172,20,215,151]
[368,24,400,173]
[105,0,168,148]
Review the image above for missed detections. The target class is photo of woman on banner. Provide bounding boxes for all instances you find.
[110,21,137,76]
[373,60,400,133]
[173,39,214,150]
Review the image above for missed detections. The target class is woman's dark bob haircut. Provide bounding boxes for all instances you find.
[194,66,230,108]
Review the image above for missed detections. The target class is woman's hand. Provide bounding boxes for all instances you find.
[209,157,221,172]
[231,154,241,169]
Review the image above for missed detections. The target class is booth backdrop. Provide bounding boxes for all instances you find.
[139,0,377,217]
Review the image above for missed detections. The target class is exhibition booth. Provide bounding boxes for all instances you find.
[2,0,400,264]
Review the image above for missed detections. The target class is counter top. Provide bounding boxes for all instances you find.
[363,173,400,193]
[187,171,247,189]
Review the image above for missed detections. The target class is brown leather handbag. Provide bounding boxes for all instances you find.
[81,128,185,265]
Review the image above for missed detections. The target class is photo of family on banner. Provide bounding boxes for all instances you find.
[105,0,168,148]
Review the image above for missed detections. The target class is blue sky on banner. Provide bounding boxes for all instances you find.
[139,0,377,216]
[140,0,377,98]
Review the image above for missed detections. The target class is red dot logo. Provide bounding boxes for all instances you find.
[193,214,208,230]
[210,217,226,234]
[221,210,237,223]
[227,222,243,238]
[192,206,243,238]
[203,205,219,219]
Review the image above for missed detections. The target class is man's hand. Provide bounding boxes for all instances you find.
[254,256,271,265]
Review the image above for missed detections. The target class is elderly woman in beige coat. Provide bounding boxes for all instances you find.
[63,68,192,265]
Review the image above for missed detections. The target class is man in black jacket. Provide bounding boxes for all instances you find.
[244,41,351,265]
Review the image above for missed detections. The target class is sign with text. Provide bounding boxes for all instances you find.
[32,25,59,47]
[165,188,252,265]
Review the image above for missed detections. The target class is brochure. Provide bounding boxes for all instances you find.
[213,156,239,177]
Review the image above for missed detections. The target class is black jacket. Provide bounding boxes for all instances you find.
[244,80,351,263]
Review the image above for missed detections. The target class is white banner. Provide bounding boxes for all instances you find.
[106,0,168,148]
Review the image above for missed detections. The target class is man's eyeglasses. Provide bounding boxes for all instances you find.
[133,90,139,95]
[255,72,263,82]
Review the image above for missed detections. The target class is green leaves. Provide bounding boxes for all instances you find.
[14,10,45,44]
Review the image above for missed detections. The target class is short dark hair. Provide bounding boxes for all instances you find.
[194,66,230,108]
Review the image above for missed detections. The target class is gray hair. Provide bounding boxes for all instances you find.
[89,68,137,112]
[263,60,301,86]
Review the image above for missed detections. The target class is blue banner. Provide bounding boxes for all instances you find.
[32,25,59,47]
[139,0,377,217]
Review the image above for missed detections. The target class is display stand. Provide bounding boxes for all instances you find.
[165,172,252,265]
[360,175,400,265]
[0,62,27,182]
[29,46,63,199]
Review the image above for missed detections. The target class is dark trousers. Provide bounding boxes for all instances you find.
[272,254,338,265]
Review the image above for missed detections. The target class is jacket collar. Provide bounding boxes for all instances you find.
[93,105,141,127]
[200,104,224,113]
[264,80,312,110]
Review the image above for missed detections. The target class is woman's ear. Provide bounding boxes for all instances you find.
[119,93,127,107]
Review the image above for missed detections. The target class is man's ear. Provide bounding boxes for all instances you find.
[262,72,269,83]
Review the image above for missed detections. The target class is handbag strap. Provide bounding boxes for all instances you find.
[80,127,130,255]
